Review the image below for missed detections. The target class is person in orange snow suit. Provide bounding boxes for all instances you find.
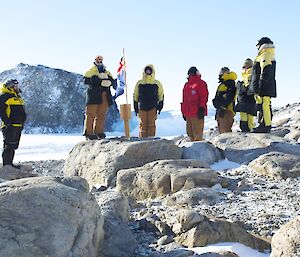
[181,66,209,141]
[235,58,256,132]
[249,37,276,133]
[0,79,26,168]
[133,65,164,138]
[83,55,116,140]
[212,67,237,133]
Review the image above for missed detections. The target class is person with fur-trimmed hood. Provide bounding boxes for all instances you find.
[0,79,26,168]
[181,66,209,141]
[133,64,164,138]
[249,37,276,133]
[235,58,256,132]
[83,55,116,140]
[212,67,237,133]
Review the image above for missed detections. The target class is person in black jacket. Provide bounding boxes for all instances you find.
[249,37,276,133]
[0,79,26,168]
[83,55,116,140]
[212,67,237,133]
[133,65,164,138]
[235,58,256,132]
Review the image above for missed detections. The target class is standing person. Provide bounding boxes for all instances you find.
[212,67,237,133]
[0,79,26,168]
[83,55,116,140]
[249,37,276,133]
[181,67,209,141]
[133,64,164,138]
[235,58,256,132]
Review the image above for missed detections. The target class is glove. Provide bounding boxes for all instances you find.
[134,101,138,116]
[212,98,222,109]
[197,107,205,119]
[217,109,225,118]
[99,73,108,79]
[101,80,112,87]
[157,101,163,114]
[91,75,101,86]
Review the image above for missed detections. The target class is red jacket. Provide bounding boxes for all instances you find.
[181,75,209,118]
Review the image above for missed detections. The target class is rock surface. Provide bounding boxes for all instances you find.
[0,176,104,257]
[64,138,182,187]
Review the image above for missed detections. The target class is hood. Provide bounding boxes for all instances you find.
[221,71,237,81]
[142,64,156,82]
[258,43,275,53]
[257,46,275,58]
[0,83,18,96]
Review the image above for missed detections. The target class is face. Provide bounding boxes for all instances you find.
[95,56,103,64]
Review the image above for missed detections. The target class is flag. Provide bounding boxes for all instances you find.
[113,57,125,100]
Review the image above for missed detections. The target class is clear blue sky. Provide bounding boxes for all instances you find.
[1,0,299,110]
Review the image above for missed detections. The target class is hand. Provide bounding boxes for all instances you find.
[156,100,163,114]
[197,107,205,119]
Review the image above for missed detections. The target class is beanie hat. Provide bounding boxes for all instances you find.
[256,37,273,47]
[187,66,198,76]
[5,79,18,87]
[242,58,253,69]
[219,67,230,76]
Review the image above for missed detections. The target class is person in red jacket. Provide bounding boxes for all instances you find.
[181,67,209,141]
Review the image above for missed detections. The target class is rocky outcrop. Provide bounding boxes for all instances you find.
[270,216,300,257]
[116,159,218,200]
[248,152,300,179]
[64,138,182,187]
[0,176,104,257]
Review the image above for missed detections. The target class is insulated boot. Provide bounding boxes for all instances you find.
[96,133,106,139]
[85,134,98,140]
[253,125,271,133]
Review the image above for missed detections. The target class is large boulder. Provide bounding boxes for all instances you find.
[176,141,224,165]
[210,133,299,164]
[175,218,270,252]
[116,159,218,200]
[248,152,300,179]
[64,138,182,187]
[270,216,300,257]
[0,176,104,257]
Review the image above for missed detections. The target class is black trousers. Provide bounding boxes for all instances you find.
[2,126,22,166]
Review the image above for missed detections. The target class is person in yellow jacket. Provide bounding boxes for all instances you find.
[0,79,26,168]
[212,67,237,133]
[235,58,256,132]
[249,37,276,133]
[133,65,164,138]
[83,55,116,140]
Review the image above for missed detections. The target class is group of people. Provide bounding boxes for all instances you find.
[182,36,276,141]
[0,36,276,168]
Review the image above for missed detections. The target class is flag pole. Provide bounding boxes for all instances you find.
[123,48,128,105]
[119,48,131,138]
